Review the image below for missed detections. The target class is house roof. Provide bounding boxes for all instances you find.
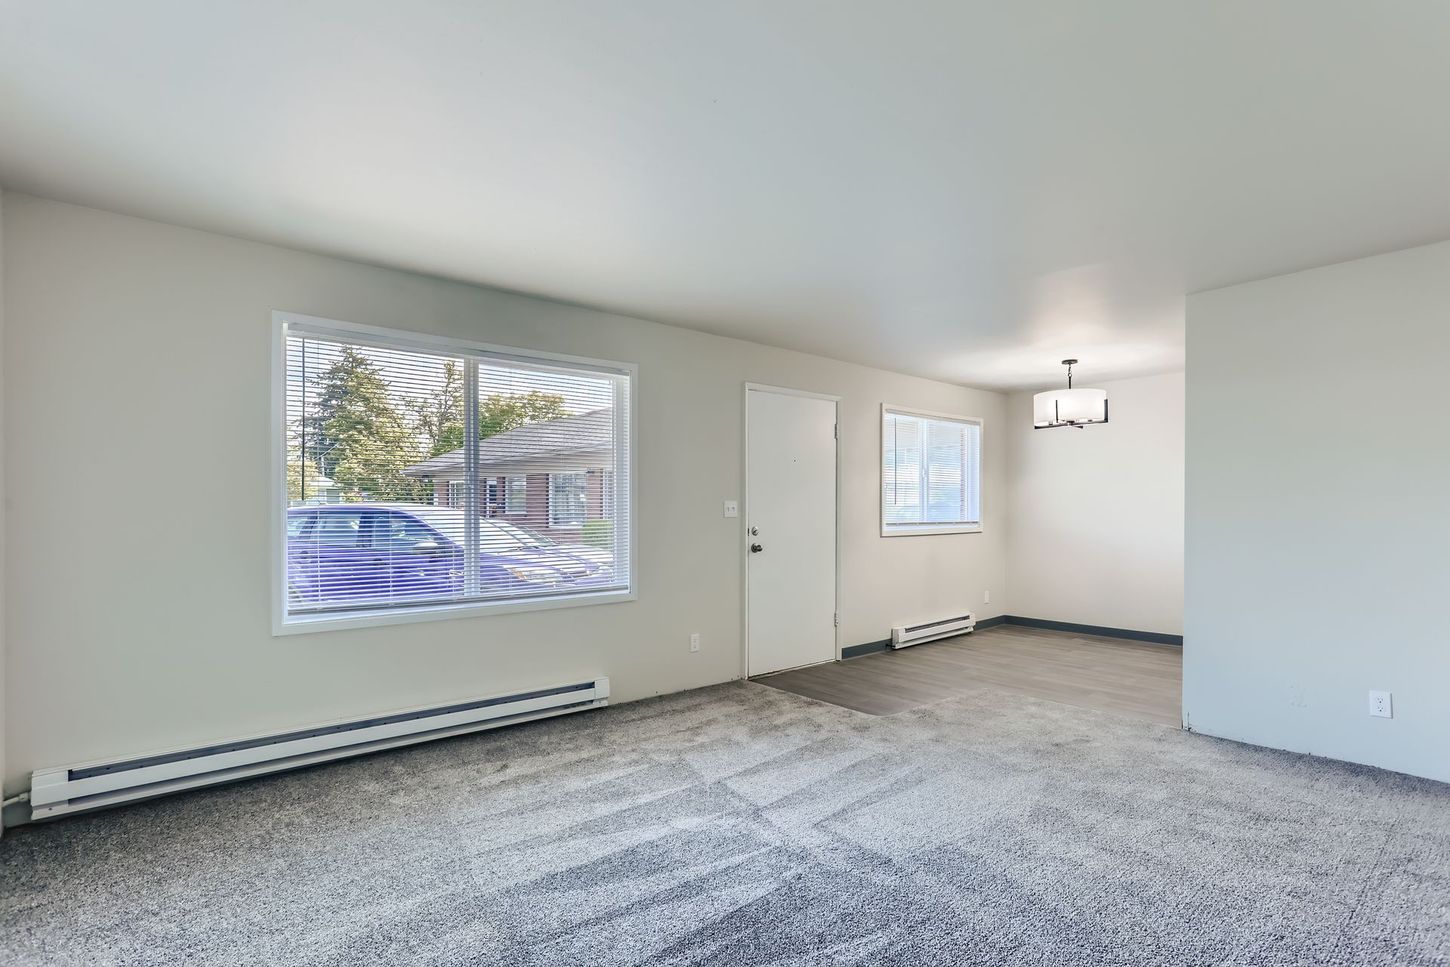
[403,407,613,477]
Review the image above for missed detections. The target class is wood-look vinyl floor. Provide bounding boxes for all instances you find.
[754,623,1183,726]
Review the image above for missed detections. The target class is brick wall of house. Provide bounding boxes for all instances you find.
[586,469,604,519]
[428,470,607,544]
[523,473,554,537]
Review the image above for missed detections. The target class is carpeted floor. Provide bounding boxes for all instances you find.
[2,681,1448,966]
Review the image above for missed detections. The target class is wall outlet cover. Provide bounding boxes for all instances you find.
[1368,690,1393,718]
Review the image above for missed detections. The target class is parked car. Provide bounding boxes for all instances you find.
[286,503,610,608]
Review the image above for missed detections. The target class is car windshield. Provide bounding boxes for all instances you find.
[482,519,551,549]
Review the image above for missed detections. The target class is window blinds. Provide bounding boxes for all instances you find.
[282,320,632,620]
[882,408,981,533]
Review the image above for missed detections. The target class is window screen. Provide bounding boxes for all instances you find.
[881,407,981,534]
[282,318,632,624]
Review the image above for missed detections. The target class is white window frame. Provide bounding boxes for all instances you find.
[504,475,527,514]
[447,479,468,507]
[880,404,983,537]
[548,471,588,528]
[271,311,637,636]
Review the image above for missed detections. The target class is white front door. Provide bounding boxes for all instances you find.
[746,386,838,677]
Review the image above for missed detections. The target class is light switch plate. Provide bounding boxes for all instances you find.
[723,500,739,518]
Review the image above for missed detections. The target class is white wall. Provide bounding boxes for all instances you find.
[0,193,1007,801]
[1185,240,1450,783]
[1005,372,1184,636]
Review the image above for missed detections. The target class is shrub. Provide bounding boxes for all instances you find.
[582,519,614,549]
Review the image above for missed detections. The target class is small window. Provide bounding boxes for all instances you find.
[286,511,314,539]
[374,512,443,551]
[279,313,633,633]
[881,406,981,536]
[504,475,526,514]
[313,509,366,546]
[549,472,587,527]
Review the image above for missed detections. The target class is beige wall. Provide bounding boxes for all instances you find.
[0,193,1007,801]
[0,191,6,833]
[1185,240,1450,783]
[1006,372,1185,636]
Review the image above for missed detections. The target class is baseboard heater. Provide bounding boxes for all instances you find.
[891,612,976,649]
[28,677,610,821]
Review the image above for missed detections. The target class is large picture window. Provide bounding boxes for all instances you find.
[881,405,981,536]
[277,313,633,632]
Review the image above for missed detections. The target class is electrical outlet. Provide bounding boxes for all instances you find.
[690,633,701,653]
[1368,690,1393,718]
[983,589,991,604]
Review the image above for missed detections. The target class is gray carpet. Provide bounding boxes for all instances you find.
[2,681,1448,966]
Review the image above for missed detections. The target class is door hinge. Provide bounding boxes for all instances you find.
[833,612,839,627]
[833,423,838,439]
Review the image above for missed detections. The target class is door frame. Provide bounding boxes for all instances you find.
[741,382,842,680]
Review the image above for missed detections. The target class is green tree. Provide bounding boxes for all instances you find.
[480,390,569,439]
[305,347,426,500]
[410,361,464,457]
[424,388,569,453]
[287,455,325,502]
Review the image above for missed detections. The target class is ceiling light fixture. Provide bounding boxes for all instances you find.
[1033,359,1108,429]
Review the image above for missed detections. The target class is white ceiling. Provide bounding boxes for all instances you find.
[3,2,1449,389]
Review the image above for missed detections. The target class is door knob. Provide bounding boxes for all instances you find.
[750,543,764,553]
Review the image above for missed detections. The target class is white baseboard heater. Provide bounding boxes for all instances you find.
[891,612,976,649]
[29,677,610,821]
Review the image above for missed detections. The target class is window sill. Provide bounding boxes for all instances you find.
[881,524,982,537]
[274,586,634,636]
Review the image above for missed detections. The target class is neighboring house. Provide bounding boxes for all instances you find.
[292,473,344,506]
[403,407,615,543]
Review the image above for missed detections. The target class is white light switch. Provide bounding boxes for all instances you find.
[723,500,739,518]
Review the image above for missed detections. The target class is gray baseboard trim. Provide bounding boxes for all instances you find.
[841,614,1009,659]
[840,639,891,659]
[1002,615,1182,646]
[839,613,1178,659]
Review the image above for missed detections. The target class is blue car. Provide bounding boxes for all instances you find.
[286,503,610,609]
